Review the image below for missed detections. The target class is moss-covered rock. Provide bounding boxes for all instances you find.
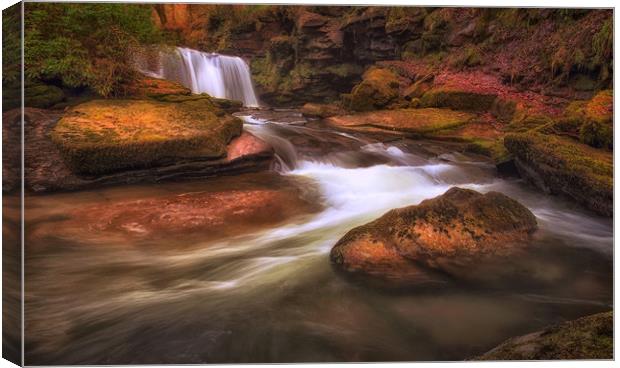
[51,99,242,175]
[579,119,613,149]
[326,108,474,136]
[562,90,613,149]
[24,83,65,109]
[330,187,537,284]
[478,311,612,360]
[345,67,401,111]
[584,89,613,123]
[420,87,497,112]
[504,131,612,216]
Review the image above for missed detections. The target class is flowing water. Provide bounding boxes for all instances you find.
[137,47,259,107]
[23,110,613,364]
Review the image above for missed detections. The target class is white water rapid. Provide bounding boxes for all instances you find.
[138,47,259,107]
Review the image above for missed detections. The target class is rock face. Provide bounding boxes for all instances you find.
[477,311,612,360]
[4,106,273,193]
[330,187,537,284]
[504,132,613,217]
[151,6,612,106]
[51,98,243,175]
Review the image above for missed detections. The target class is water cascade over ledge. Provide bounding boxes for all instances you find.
[138,47,259,107]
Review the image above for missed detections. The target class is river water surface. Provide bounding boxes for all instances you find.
[23,110,613,364]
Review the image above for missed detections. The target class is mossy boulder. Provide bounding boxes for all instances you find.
[504,132,612,216]
[564,90,613,149]
[478,311,612,360]
[331,187,537,284]
[51,99,242,175]
[326,108,474,136]
[584,89,613,123]
[24,83,65,109]
[345,67,401,111]
[420,87,497,112]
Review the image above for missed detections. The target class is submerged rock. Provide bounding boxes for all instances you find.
[330,187,537,284]
[477,311,612,360]
[51,99,242,175]
[35,172,322,244]
[504,131,612,216]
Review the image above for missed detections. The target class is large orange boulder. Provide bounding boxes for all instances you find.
[330,187,537,284]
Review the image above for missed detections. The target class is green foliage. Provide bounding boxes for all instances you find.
[592,19,612,64]
[451,46,483,69]
[25,3,162,97]
[3,4,22,110]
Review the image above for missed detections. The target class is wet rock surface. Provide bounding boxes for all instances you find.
[32,172,322,245]
[330,187,537,284]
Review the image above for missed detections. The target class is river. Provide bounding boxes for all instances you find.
[23,109,612,364]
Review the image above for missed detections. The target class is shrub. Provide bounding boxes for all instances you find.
[24,3,162,97]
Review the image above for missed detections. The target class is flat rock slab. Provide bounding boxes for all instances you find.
[3,108,273,193]
[51,99,242,175]
[326,108,475,136]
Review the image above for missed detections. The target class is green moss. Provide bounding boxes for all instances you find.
[451,46,483,69]
[51,99,242,175]
[491,98,517,123]
[504,131,612,215]
[385,7,426,33]
[420,88,497,112]
[345,67,400,111]
[506,114,554,133]
[24,83,65,108]
[465,138,509,162]
[324,63,364,79]
[579,120,613,149]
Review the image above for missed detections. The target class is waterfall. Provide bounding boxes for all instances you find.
[138,47,259,107]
